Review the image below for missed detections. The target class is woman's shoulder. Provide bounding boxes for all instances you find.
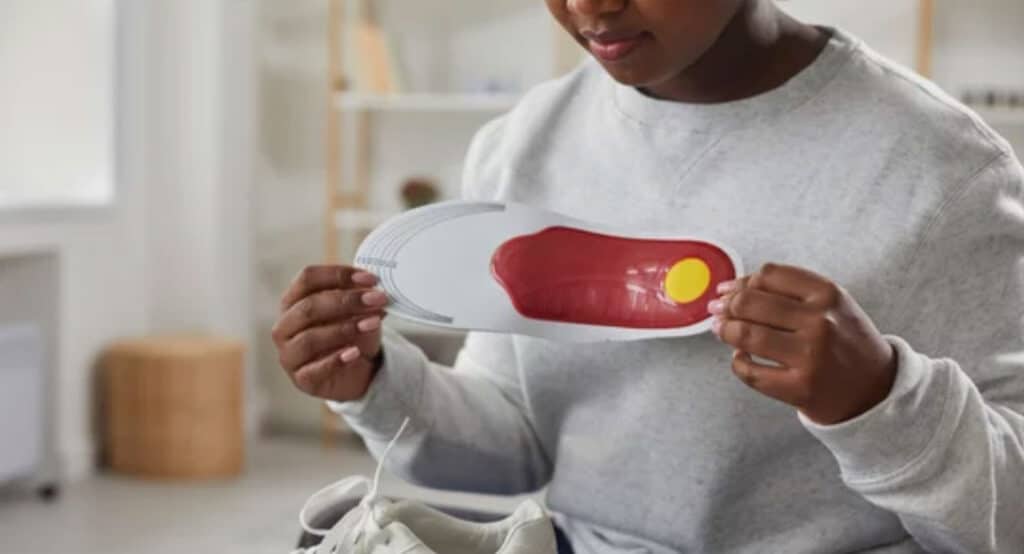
[836,37,1022,242]
[489,58,608,147]
[461,59,609,201]
[840,37,1013,168]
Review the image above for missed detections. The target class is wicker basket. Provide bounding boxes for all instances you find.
[102,336,245,479]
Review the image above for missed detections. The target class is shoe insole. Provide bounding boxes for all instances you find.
[355,201,742,342]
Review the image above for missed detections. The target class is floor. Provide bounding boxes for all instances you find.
[0,435,532,554]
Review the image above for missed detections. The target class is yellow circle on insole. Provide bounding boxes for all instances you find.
[665,258,712,304]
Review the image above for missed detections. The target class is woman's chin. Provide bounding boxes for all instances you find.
[598,62,659,89]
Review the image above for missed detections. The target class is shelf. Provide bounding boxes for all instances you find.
[974,107,1024,127]
[334,209,396,231]
[370,0,546,26]
[334,92,520,113]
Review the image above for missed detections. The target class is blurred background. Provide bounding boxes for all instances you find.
[0,1,1021,552]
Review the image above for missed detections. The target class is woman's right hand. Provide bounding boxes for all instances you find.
[272,265,388,402]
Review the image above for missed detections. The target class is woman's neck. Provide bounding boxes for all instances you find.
[644,1,828,104]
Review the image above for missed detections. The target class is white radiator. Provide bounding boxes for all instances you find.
[0,324,44,483]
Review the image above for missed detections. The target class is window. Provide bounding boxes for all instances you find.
[0,0,115,209]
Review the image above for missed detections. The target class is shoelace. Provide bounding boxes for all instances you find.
[291,417,412,554]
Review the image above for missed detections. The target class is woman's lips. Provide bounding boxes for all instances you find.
[585,32,648,62]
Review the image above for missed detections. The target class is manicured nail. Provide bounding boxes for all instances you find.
[357,316,381,333]
[362,291,388,307]
[707,299,725,315]
[351,271,378,286]
[711,317,723,336]
[340,346,361,363]
[717,280,738,295]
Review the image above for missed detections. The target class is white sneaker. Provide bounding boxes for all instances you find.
[373,498,556,554]
[291,419,557,554]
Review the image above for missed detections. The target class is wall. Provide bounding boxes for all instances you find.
[141,0,261,432]
[0,3,148,480]
[0,0,258,481]
[933,0,1024,94]
[141,0,255,341]
[0,0,115,206]
[784,0,1024,94]
[254,0,330,433]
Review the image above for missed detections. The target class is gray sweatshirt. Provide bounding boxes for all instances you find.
[332,29,1024,553]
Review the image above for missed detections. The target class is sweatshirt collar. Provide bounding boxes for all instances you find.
[611,27,859,133]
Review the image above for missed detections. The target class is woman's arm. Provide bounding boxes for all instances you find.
[331,330,552,495]
[801,152,1024,553]
[330,115,551,494]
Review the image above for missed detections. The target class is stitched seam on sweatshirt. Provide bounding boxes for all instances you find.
[390,339,430,435]
[609,34,857,138]
[511,337,555,470]
[861,45,1013,157]
[410,357,435,437]
[879,151,1009,330]
[845,359,958,490]
[352,347,430,443]
[450,348,553,477]
[862,52,1013,327]
[673,135,726,185]
[916,152,1009,258]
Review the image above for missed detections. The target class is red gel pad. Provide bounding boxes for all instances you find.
[491,226,736,329]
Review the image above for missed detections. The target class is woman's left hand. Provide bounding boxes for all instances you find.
[708,263,898,425]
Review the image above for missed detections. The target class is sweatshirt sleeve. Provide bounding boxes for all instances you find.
[800,151,1024,554]
[328,116,552,495]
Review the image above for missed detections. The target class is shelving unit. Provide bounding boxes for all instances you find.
[916,0,934,77]
[333,208,395,231]
[913,0,1024,132]
[324,0,580,268]
[335,91,521,113]
[975,107,1024,127]
[321,0,581,445]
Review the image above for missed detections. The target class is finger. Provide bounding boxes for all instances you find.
[710,288,818,332]
[716,319,805,368]
[732,351,810,407]
[292,346,365,395]
[280,321,359,371]
[355,315,383,334]
[716,275,750,296]
[274,288,388,342]
[280,266,378,312]
[748,263,836,306]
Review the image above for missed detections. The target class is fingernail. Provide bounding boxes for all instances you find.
[351,271,378,286]
[711,317,723,336]
[707,299,725,315]
[362,291,388,307]
[340,346,361,363]
[717,280,738,294]
[357,316,381,333]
